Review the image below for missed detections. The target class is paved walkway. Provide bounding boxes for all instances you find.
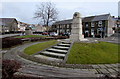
[2,41,119,78]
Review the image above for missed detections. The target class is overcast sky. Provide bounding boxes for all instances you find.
[0,0,119,24]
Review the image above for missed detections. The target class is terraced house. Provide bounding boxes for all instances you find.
[52,14,116,38]
[17,21,30,32]
[0,18,18,34]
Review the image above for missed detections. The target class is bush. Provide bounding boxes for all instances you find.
[30,37,45,42]
[30,37,54,42]
[2,37,23,48]
[2,59,21,79]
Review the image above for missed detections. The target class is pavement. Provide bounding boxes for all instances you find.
[86,33,120,44]
[0,33,20,38]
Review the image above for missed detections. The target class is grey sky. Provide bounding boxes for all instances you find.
[118,1,120,16]
[1,1,119,24]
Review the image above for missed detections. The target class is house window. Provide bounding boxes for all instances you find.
[67,24,69,28]
[91,29,94,32]
[60,25,62,28]
[97,28,103,33]
[85,30,89,33]
[55,26,57,28]
[86,24,88,28]
[98,24,102,27]
[69,24,71,28]
[119,24,120,27]
[91,22,94,27]
[64,25,66,28]
[91,29,95,37]
[98,21,102,24]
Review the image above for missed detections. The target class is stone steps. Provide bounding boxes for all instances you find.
[39,51,65,59]
[34,41,72,62]
[61,42,71,44]
[47,48,67,54]
[52,46,69,50]
[57,43,71,47]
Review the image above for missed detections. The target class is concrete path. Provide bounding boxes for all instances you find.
[2,41,119,78]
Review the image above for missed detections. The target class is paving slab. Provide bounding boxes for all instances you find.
[98,69,109,74]
[98,65,107,68]
[112,68,119,72]
[92,65,101,69]
[111,64,118,68]
[81,69,90,72]
[110,74,119,78]
[88,69,98,74]
[107,69,117,73]
[105,64,114,68]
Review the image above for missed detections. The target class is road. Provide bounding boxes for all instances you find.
[0,34,20,38]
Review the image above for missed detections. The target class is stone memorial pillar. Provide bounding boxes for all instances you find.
[70,12,84,42]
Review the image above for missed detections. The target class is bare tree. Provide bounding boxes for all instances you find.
[34,2,58,26]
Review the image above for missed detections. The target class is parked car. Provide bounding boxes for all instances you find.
[50,32,58,36]
[42,32,49,35]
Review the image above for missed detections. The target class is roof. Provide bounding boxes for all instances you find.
[53,14,111,25]
[82,16,95,22]
[91,14,110,21]
[52,19,73,25]
[0,18,17,26]
[17,21,30,26]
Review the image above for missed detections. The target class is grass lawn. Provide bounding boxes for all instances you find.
[67,42,119,64]
[24,40,59,55]
[15,35,47,38]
